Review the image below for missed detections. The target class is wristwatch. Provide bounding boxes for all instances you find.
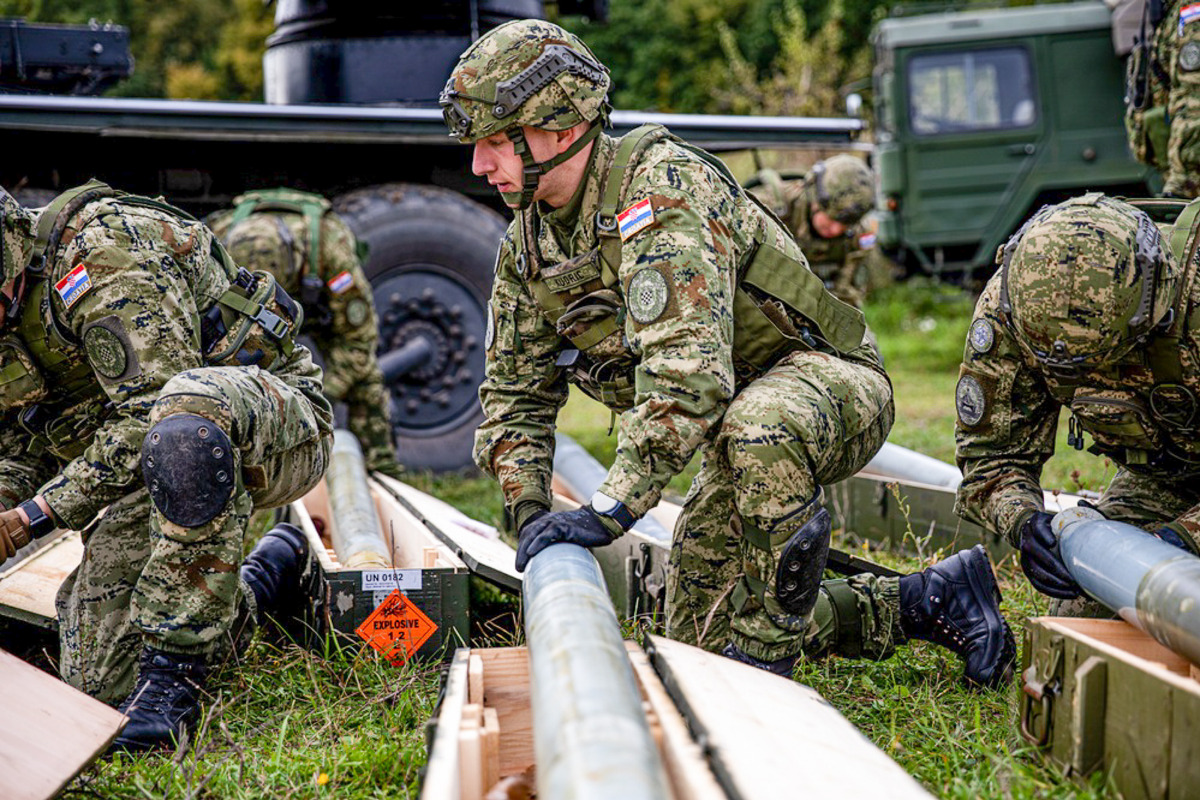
[19,500,56,540]
[589,491,636,532]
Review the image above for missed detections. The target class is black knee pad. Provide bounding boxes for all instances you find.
[142,414,236,527]
[775,507,831,617]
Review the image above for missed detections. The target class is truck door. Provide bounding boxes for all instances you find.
[897,44,1040,273]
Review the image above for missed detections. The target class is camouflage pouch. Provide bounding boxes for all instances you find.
[204,269,302,371]
[0,337,48,408]
[1070,389,1161,454]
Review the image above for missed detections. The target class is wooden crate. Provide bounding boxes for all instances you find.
[1021,617,1200,799]
[286,476,471,658]
[422,635,932,800]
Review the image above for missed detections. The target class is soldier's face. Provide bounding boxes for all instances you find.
[472,126,576,208]
[810,206,846,239]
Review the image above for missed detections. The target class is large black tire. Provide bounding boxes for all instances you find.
[334,183,506,473]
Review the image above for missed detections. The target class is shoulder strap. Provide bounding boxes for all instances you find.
[29,179,116,276]
[595,124,673,281]
[228,189,332,280]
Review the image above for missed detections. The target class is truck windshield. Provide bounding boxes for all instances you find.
[907,46,1035,136]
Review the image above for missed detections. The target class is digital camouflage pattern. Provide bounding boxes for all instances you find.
[440,18,609,143]
[1126,0,1200,197]
[0,188,333,702]
[0,197,35,285]
[475,129,897,661]
[751,159,877,308]
[207,195,399,477]
[955,195,1200,559]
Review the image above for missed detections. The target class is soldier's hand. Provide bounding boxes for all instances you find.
[514,507,616,572]
[1018,511,1081,599]
[0,506,32,566]
[1152,524,1195,553]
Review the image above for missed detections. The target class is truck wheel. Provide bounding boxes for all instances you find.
[334,184,505,473]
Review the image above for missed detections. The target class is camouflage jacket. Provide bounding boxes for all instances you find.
[1130,0,1200,197]
[207,206,379,404]
[0,193,328,529]
[954,267,1200,546]
[751,176,874,307]
[476,131,876,526]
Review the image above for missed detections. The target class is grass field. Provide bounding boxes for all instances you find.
[71,279,1125,798]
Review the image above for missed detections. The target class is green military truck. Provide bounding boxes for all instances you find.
[871,0,1157,279]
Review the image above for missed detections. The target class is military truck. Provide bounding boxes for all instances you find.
[871,0,1157,279]
[0,4,860,471]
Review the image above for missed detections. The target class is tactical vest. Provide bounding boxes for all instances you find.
[0,181,302,461]
[517,124,866,408]
[227,189,364,331]
[1048,197,1200,474]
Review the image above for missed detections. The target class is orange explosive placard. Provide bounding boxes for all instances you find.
[355,589,438,665]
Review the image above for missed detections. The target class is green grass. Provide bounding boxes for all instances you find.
[69,279,1127,798]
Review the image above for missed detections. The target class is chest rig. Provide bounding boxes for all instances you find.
[1046,198,1200,474]
[227,189,361,332]
[517,124,866,409]
[0,181,302,462]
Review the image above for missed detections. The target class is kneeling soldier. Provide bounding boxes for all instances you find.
[0,182,333,751]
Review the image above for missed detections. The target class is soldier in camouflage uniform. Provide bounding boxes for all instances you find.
[955,193,1200,606]
[207,190,401,478]
[0,181,333,751]
[750,156,877,308]
[440,19,1015,687]
[1126,0,1200,197]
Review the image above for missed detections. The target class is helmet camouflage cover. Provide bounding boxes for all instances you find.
[1000,193,1181,371]
[812,154,874,225]
[0,188,37,286]
[440,19,611,143]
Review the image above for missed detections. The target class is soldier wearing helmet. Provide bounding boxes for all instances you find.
[955,193,1200,606]
[443,19,1015,687]
[0,183,333,750]
[750,155,878,307]
[207,189,401,479]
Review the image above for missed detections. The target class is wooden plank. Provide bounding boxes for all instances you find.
[468,654,484,705]
[1041,618,1196,679]
[0,647,126,800]
[421,648,470,800]
[476,648,534,776]
[645,634,932,799]
[482,708,501,793]
[0,530,83,628]
[458,711,482,800]
[625,642,725,800]
[374,475,520,592]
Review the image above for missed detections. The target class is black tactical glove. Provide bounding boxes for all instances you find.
[1018,511,1081,600]
[1152,524,1195,553]
[514,506,617,572]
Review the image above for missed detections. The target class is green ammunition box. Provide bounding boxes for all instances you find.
[1020,617,1200,799]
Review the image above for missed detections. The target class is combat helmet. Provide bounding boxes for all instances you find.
[811,155,874,225]
[0,189,37,317]
[998,193,1182,374]
[440,19,611,208]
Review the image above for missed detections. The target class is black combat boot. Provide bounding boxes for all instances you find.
[240,522,328,648]
[720,642,798,677]
[899,545,1016,689]
[110,648,207,753]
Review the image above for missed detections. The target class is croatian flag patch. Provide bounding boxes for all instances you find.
[858,232,877,250]
[55,264,92,309]
[1182,3,1200,34]
[617,198,655,242]
[327,271,354,294]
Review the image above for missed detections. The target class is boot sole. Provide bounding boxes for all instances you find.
[961,545,1017,689]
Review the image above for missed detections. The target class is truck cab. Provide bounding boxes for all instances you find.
[872,1,1157,278]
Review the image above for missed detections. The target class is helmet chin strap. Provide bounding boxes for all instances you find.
[504,123,602,210]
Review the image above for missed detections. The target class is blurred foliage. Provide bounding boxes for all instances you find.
[0,0,271,100]
[568,0,889,114]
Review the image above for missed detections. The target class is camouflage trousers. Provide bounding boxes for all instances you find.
[56,365,331,704]
[1050,465,1200,617]
[665,346,898,662]
[337,361,399,478]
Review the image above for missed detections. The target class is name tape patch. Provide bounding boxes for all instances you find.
[617,198,655,241]
[55,264,93,309]
[327,271,354,294]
